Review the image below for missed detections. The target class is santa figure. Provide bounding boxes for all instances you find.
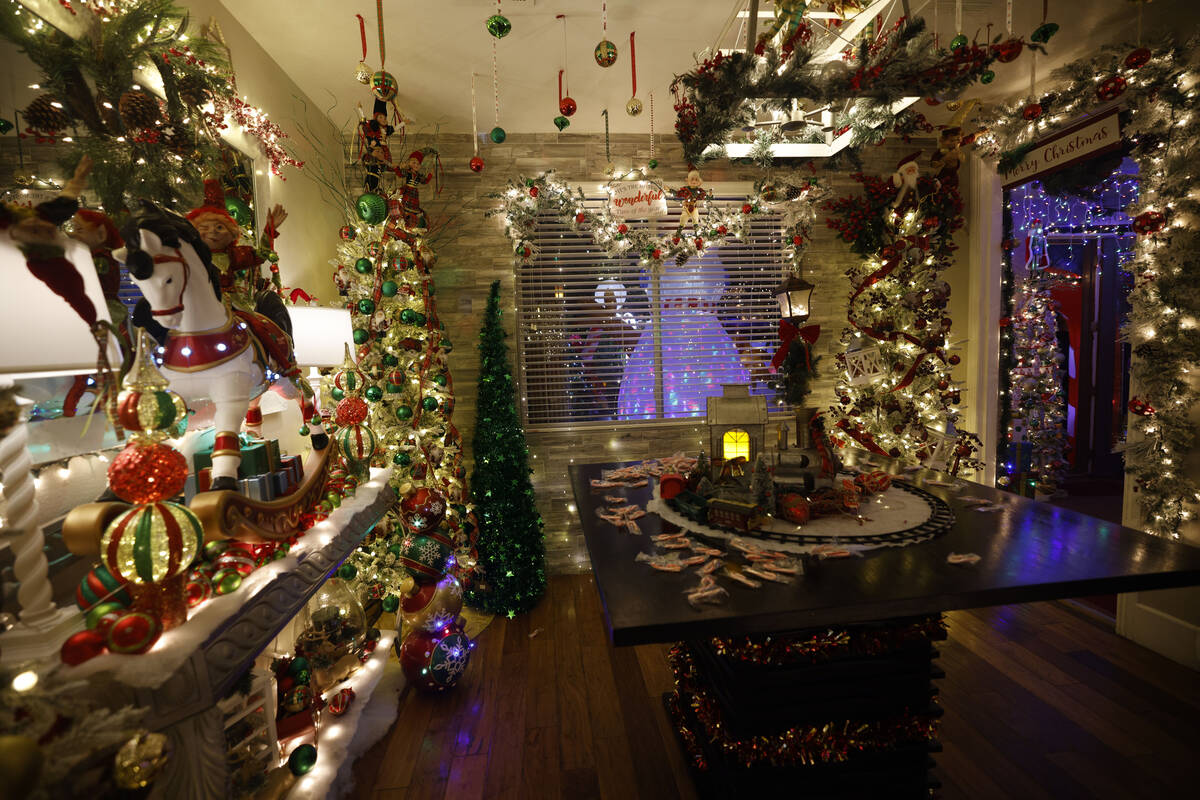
[675,169,707,228]
[890,152,922,214]
[358,98,396,193]
[392,150,433,230]
[186,179,286,309]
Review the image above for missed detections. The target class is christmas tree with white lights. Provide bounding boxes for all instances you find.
[1009,271,1068,493]
[824,160,981,472]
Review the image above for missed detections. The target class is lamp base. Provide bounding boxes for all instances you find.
[0,606,83,665]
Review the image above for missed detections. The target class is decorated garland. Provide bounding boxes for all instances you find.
[823,163,982,471]
[708,616,946,667]
[666,643,940,769]
[978,37,1200,536]
[670,16,1043,167]
[490,170,826,271]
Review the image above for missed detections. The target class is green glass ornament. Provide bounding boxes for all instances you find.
[326,491,342,508]
[381,280,398,297]
[412,312,426,325]
[225,196,253,227]
[443,339,454,354]
[949,33,968,51]
[352,328,368,345]
[381,594,400,612]
[356,193,388,224]
[383,353,400,367]
[358,298,376,315]
[393,451,411,466]
[489,126,507,144]
[330,387,345,402]
[288,744,318,776]
[203,540,228,561]
[553,115,570,131]
[422,396,439,412]
[338,563,358,580]
[396,405,414,421]
[288,656,310,676]
[486,13,511,39]
[434,373,447,387]
[400,308,417,324]
[365,385,383,402]
[980,70,996,84]
[1031,22,1059,44]
[354,257,373,274]
[0,118,13,135]
[647,158,658,170]
[266,251,279,263]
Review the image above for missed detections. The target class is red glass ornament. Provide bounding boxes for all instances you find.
[992,39,1023,63]
[617,223,628,234]
[652,248,662,259]
[529,186,539,198]
[469,156,485,173]
[108,443,188,504]
[107,611,161,654]
[1133,210,1166,235]
[401,487,447,532]
[1097,76,1127,101]
[717,225,728,235]
[1125,48,1151,70]
[559,97,577,117]
[335,396,369,425]
[1022,103,1043,121]
[61,629,108,665]
[792,235,804,246]
[742,203,753,214]
[948,354,961,365]
[694,237,704,249]
[575,212,586,223]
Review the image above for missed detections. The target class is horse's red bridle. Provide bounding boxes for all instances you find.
[149,249,190,317]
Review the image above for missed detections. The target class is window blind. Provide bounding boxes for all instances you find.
[516,195,787,427]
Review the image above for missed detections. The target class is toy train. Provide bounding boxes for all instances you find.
[668,490,767,533]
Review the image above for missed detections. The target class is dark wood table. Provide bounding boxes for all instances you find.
[569,461,1200,646]
[569,459,1200,798]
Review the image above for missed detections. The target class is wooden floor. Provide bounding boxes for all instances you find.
[350,575,1200,800]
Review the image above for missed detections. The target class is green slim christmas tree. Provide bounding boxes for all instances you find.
[466,281,546,617]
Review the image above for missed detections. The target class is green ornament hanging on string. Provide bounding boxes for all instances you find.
[356,193,387,224]
[489,126,507,143]
[486,14,511,38]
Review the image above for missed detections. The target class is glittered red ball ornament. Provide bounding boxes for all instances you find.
[335,396,369,426]
[469,156,484,173]
[1097,76,1127,101]
[575,212,586,223]
[1022,103,1043,121]
[107,443,188,504]
[529,186,540,198]
[652,248,662,259]
[559,97,577,117]
[694,237,704,249]
[617,223,628,234]
[1125,48,1151,69]
[672,236,681,245]
[948,354,961,365]
[62,629,108,665]
[742,203,753,214]
[107,610,162,654]
[792,235,804,246]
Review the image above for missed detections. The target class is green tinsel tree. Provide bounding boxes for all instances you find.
[467,281,545,617]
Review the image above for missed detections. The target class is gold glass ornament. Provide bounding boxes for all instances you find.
[355,61,372,84]
[626,97,643,117]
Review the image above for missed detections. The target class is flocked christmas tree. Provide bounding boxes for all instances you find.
[1007,271,1068,494]
[467,281,546,617]
[824,155,981,472]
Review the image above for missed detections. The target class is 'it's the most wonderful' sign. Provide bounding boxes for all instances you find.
[608,181,668,219]
[1001,108,1123,187]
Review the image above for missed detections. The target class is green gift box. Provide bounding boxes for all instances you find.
[238,441,271,478]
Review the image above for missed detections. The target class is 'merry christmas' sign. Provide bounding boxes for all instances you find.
[1001,108,1122,187]
[608,181,667,219]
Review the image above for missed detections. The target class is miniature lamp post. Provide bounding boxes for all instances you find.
[773,273,815,323]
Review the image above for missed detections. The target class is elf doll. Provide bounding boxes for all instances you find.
[357,98,396,193]
[675,169,707,228]
[186,179,286,309]
[392,150,432,230]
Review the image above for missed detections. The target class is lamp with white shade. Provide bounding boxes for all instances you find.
[1,228,122,664]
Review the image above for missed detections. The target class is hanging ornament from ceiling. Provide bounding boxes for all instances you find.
[487,0,511,39]
[490,37,506,143]
[626,31,642,116]
[370,0,397,102]
[470,72,484,173]
[557,15,577,117]
[595,2,617,67]
[354,13,371,83]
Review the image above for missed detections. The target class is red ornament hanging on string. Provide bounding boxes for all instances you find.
[1022,103,1044,121]
[1124,48,1151,69]
[469,156,484,173]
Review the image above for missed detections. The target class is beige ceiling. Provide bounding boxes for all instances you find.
[220,0,1195,137]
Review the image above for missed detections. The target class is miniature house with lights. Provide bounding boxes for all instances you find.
[706,383,767,464]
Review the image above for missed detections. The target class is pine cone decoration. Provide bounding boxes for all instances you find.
[118,91,160,129]
[159,124,192,155]
[176,74,208,108]
[23,94,71,133]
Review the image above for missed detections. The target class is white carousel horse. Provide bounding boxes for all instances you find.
[116,201,327,491]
